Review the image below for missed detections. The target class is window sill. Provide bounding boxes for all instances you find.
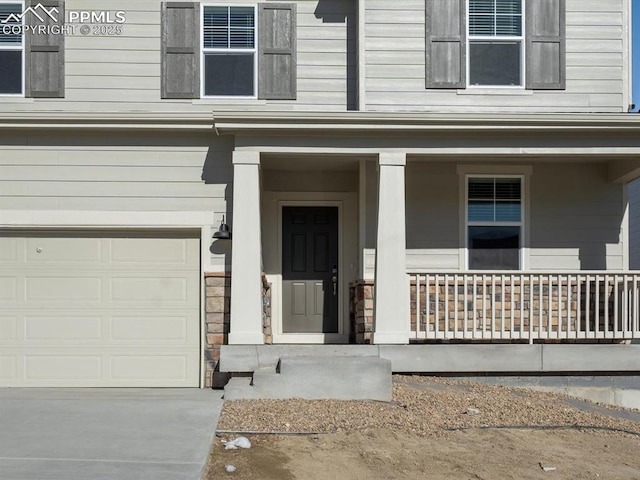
[193,98,268,105]
[457,88,533,96]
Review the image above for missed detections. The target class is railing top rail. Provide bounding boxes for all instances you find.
[408,271,640,276]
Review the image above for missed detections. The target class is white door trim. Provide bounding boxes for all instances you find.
[262,193,358,344]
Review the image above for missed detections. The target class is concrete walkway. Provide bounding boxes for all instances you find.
[0,388,223,480]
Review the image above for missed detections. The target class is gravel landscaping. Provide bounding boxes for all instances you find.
[216,375,640,437]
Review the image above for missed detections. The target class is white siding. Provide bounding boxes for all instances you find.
[0,131,232,269]
[365,0,627,113]
[0,0,356,113]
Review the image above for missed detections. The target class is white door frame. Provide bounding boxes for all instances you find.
[262,193,358,344]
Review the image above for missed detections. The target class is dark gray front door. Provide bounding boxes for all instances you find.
[282,206,338,333]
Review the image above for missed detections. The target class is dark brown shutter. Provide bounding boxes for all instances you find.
[161,2,200,99]
[425,0,465,89]
[258,3,296,100]
[526,0,565,90]
[25,0,64,98]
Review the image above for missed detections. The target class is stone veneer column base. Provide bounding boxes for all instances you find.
[204,272,231,388]
[204,272,272,388]
[350,280,375,344]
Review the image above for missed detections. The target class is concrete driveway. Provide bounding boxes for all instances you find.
[0,388,223,480]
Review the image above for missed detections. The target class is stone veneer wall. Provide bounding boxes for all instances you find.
[204,272,272,388]
[349,280,375,344]
[204,272,230,388]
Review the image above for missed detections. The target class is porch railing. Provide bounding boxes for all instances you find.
[409,272,640,341]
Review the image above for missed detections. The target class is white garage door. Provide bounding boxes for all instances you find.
[0,231,201,387]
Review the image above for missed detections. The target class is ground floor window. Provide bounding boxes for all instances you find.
[467,176,522,269]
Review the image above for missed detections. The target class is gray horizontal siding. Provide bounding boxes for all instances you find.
[0,132,232,211]
[365,0,626,112]
[364,161,625,275]
[529,163,624,271]
[0,0,356,113]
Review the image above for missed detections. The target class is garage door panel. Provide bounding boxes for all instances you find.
[0,278,17,302]
[111,355,189,380]
[0,356,17,380]
[25,237,102,263]
[112,315,191,341]
[25,276,103,302]
[111,276,192,303]
[0,317,17,340]
[0,232,201,387]
[110,238,195,265]
[0,237,17,262]
[24,316,103,341]
[25,355,103,380]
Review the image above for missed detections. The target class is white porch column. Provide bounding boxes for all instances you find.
[372,152,410,344]
[229,150,264,345]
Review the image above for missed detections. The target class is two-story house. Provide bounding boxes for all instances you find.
[1,0,640,390]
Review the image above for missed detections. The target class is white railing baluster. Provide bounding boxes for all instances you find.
[425,274,431,338]
[585,275,591,338]
[607,275,619,338]
[463,274,468,339]
[491,274,496,338]
[567,275,573,339]
[434,274,439,338]
[547,275,552,339]
[595,275,601,339]
[501,275,506,339]
[415,274,420,339]
[444,274,449,339]
[604,275,610,338]
[529,274,534,342]
[471,275,478,339]
[631,275,640,338]
[454,274,459,338]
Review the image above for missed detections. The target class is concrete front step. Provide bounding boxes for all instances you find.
[223,356,392,401]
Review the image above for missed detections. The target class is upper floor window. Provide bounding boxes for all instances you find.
[161,2,296,100]
[425,0,565,90]
[202,5,256,97]
[468,0,523,87]
[0,2,23,95]
[467,176,522,270]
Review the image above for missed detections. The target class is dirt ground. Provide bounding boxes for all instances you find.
[205,377,640,479]
[207,428,640,480]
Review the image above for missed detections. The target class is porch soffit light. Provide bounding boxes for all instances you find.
[213,215,231,240]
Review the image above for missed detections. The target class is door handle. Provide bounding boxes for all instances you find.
[332,264,337,296]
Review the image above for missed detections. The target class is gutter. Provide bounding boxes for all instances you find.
[1,110,640,134]
[0,112,216,131]
[211,111,640,134]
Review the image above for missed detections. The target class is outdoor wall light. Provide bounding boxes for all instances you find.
[213,215,231,240]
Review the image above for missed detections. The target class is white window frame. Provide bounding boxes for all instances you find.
[200,3,258,99]
[0,0,25,97]
[467,0,525,88]
[465,174,524,270]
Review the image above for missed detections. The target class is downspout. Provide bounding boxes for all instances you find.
[357,0,366,111]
